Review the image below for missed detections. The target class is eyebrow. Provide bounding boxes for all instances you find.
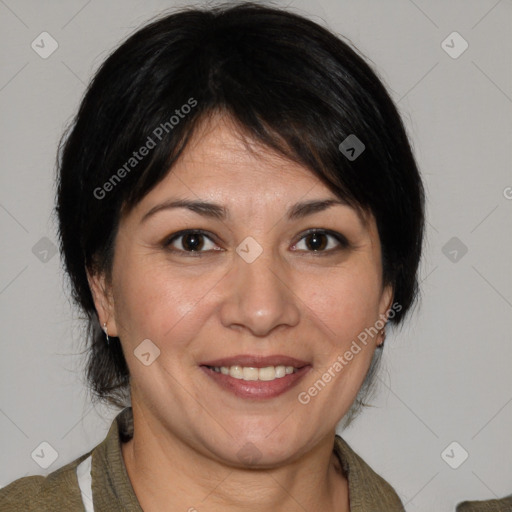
[140,198,355,224]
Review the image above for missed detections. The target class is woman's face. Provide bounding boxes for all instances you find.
[92,114,392,466]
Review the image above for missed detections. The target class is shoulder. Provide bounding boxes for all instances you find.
[456,494,512,512]
[0,453,90,511]
[0,407,131,511]
[0,475,45,511]
[334,435,405,512]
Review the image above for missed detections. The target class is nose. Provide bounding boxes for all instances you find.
[218,249,301,337]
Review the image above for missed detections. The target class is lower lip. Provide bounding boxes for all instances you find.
[200,366,311,399]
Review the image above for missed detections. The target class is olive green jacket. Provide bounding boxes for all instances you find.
[456,497,512,512]
[0,407,509,511]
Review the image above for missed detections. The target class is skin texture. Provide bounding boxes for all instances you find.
[89,113,393,512]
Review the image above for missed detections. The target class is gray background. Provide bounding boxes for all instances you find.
[1,0,511,510]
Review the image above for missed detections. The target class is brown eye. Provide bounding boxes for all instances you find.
[304,232,328,251]
[181,233,205,251]
[292,230,348,253]
[164,230,220,253]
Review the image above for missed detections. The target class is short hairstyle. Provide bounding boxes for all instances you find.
[56,2,425,414]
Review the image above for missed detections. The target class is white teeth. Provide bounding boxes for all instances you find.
[230,365,244,379]
[242,367,259,381]
[259,366,277,381]
[275,366,286,378]
[210,365,299,381]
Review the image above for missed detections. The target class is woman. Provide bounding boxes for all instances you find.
[1,3,426,510]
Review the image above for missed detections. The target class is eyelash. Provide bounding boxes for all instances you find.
[162,228,350,256]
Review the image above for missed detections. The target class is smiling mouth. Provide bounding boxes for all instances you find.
[205,364,298,381]
[199,355,311,399]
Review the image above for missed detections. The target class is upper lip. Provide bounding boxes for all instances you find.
[200,354,310,368]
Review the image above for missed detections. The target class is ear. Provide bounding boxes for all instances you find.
[377,284,394,346]
[87,269,119,337]
[378,284,394,315]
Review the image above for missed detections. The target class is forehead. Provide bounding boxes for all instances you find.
[168,113,323,192]
[127,112,371,231]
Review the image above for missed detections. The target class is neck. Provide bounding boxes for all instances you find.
[121,404,349,512]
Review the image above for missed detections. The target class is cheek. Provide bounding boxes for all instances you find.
[112,253,223,347]
[297,270,382,411]
[302,265,382,347]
